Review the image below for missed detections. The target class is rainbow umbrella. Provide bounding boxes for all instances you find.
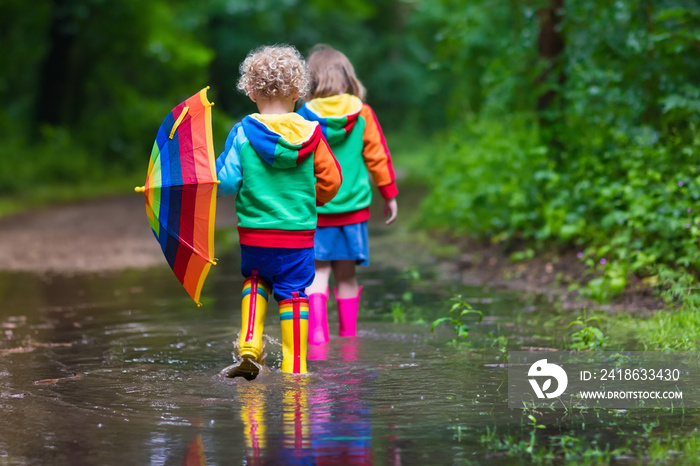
[135,87,218,306]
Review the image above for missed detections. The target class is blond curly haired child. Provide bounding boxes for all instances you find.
[217,45,342,376]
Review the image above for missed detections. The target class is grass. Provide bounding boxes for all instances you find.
[481,426,700,464]
[605,307,700,351]
[478,404,700,465]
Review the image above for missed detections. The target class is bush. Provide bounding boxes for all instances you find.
[419,114,547,239]
[420,113,700,304]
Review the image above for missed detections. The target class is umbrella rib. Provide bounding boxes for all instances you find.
[157,224,215,263]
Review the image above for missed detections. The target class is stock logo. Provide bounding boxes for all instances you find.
[528,359,568,399]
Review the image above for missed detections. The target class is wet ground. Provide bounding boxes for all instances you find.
[1,196,699,464]
[0,242,528,465]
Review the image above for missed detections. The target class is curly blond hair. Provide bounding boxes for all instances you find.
[237,45,309,99]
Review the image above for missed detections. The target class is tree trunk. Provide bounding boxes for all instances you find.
[536,0,565,114]
[642,0,658,124]
[536,0,566,158]
[34,0,76,129]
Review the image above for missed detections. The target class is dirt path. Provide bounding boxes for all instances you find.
[0,196,236,274]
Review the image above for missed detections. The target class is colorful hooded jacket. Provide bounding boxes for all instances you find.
[297,94,397,226]
[216,112,342,248]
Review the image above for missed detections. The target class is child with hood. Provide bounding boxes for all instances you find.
[217,45,342,375]
[297,44,398,347]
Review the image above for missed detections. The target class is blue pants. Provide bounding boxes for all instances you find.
[240,245,315,301]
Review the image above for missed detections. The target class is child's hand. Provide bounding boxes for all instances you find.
[384,197,398,225]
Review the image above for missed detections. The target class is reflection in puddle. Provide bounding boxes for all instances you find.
[240,383,267,461]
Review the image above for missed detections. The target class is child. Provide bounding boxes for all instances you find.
[216,45,342,375]
[297,44,398,346]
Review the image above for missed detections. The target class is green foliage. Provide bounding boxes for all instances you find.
[567,313,606,350]
[204,0,446,130]
[390,302,407,324]
[76,0,214,166]
[419,114,547,239]
[480,407,700,464]
[1,0,213,157]
[388,266,427,325]
[431,294,482,346]
[419,0,700,305]
[579,259,629,303]
[488,329,508,354]
[481,425,632,464]
[421,0,540,118]
[0,119,140,212]
[481,421,626,464]
[0,126,90,191]
[0,0,449,204]
[647,430,700,463]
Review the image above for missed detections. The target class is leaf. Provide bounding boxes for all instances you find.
[431,317,451,332]
[654,7,691,22]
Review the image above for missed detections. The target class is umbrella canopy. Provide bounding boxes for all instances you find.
[135,87,218,306]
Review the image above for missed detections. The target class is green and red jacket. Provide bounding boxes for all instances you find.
[216,112,342,248]
[298,94,398,226]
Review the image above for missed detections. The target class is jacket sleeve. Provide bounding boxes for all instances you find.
[215,123,243,197]
[313,136,342,206]
[359,104,398,199]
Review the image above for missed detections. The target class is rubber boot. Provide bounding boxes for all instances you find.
[307,287,329,346]
[238,270,271,372]
[335,286,362,337]
[279,292,309,374]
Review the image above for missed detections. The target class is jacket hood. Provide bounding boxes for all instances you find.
[297,94,363,145]
[241,113,321,169]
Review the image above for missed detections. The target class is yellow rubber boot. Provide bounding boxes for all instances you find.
[279,292,309,374]
[239,270,271,362]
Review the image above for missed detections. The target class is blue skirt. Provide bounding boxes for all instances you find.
[314,222,369,266]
